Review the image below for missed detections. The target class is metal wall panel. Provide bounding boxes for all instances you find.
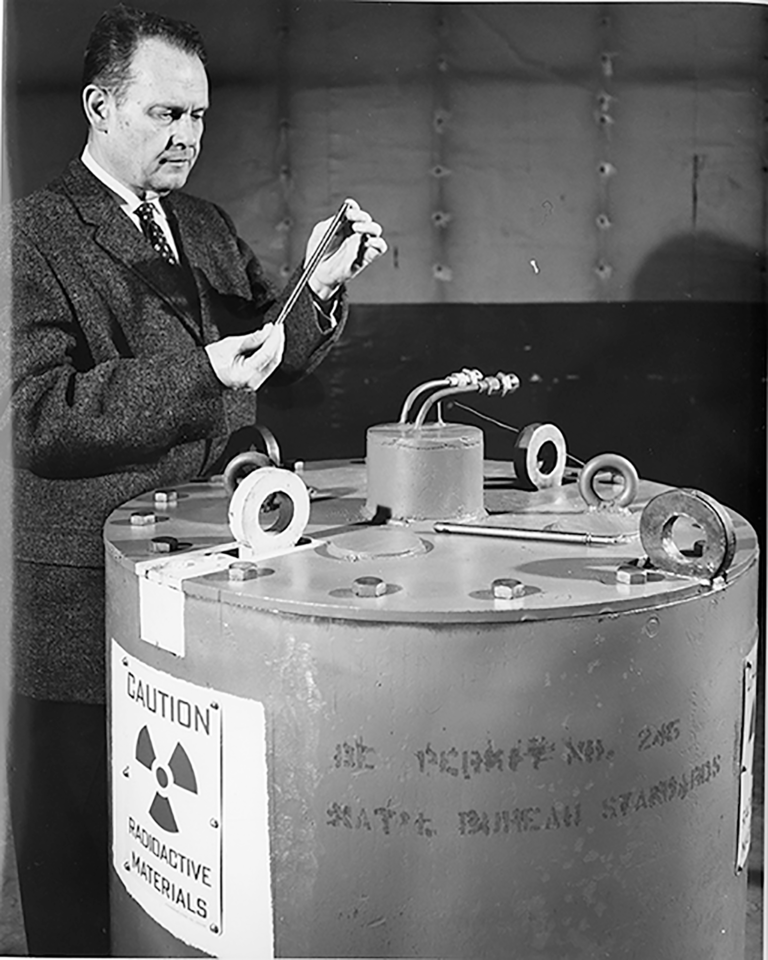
[4,1,766,302]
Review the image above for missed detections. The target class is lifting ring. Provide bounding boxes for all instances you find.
[578,453,638,508]
[222,424,282,498]
[223,451,273,498]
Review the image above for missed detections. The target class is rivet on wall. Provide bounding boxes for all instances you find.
[595,261,613,281]
[433,108,452,134]
[600,52,616,79]
[597,91,615,114]
[433,263,454,282]
[432,210,452,228]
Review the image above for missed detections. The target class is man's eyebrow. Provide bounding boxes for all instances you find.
[147,103,208,117]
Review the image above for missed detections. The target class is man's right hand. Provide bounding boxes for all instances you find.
[205,323,285,391]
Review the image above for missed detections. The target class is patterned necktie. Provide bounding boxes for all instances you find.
[136,202,177,265]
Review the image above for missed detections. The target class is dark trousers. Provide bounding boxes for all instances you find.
[8,694,110,957]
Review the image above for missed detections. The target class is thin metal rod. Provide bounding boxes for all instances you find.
[274,200,350,326]
[450,401,587,469]
[432,521,629,546]
[449,401,521,435]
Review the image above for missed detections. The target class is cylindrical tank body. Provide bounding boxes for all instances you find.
[105,461,759,959]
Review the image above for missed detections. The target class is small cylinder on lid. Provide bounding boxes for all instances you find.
[364,422,485,522]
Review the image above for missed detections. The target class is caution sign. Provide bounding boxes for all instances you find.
[111,642,275,957]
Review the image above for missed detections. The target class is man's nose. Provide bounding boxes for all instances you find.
[170,115,201,147]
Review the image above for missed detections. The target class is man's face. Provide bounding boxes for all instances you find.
[98,38,209,196]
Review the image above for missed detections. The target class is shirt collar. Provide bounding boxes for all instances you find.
[81,145,166,217]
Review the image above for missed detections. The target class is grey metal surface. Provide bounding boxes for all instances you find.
[104,460,758,624]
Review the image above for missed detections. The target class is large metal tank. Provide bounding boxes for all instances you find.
[106,453,759,959]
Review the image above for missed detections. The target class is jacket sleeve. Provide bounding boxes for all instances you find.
[8,224,228,480]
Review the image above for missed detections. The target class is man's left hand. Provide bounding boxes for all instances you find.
[306,198,387,300]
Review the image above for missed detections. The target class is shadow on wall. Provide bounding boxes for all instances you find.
[631,230,766,301]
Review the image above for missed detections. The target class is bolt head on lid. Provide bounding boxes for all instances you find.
[616,565,647,585]
[150,536,179,554]
[229,561,260,582]
[353,576,387,598]
[491,578,525,599]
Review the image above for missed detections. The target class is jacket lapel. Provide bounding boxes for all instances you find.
[59,160,203,341]
[163,193,250,297]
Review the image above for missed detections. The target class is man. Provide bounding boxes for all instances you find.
[3,5,386,956]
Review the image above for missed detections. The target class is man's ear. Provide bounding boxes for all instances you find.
[82,85,112,131]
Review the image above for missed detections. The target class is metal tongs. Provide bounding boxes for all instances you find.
[274,200,351,326]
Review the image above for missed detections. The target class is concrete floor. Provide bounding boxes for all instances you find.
[0,788,763,958]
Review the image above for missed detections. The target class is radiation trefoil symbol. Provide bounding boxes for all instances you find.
[135,725,198,833]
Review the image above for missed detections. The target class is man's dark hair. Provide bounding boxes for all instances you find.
[82,4,207,100]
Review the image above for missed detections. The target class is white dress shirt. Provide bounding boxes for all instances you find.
[81,146,180,261]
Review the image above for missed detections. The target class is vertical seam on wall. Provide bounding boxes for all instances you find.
[595,4,616,301]
[431,4,451,302]
[276,0,293,282]
[690,5,701,299]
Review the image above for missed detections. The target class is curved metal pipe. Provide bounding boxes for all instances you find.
[413,384,479,428]
[399,379,452,424]
[399,369,485,423]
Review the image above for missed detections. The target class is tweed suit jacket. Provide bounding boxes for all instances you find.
[3,158,346,702]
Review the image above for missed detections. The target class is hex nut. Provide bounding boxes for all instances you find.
[353,576,387,598]
[154,489,178,505]
[616,565,647,585]
[150,536,179,554]
[229,561,260,582]
[491,578,525,599]
[130,511,156,526]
